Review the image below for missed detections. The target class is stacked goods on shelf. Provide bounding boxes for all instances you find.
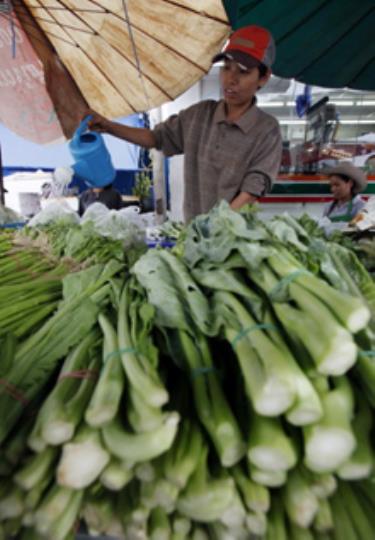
[0,202,373,540]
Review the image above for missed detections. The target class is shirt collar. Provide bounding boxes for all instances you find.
[213,98,259,134]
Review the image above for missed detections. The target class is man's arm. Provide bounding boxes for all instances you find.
[234,123,282,210]
[86,110,157,148]
[230,192,258,210]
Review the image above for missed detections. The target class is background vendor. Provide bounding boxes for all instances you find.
[78,183,123,216]
[84,25,282,222]
[322,162,367,223]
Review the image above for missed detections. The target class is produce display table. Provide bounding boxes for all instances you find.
[76,536,118,540]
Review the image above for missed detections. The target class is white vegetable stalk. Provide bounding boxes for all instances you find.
[308,473,337,499]
[268,251,371,333]
[135,462,156,482]
[34,485,77,536]
[24,475,51,512]
[216,290,296,417]
[57,424,110,489]
[232,466,270,513]
[225,326,295,417]
[0,483,24,520]
[41,355,98,445]
[131,505,150,526]
[172,516,191,537]
[250,467,287,488]
[274,295,357,377]
[263,312,323,425]
[148,506,171,540]
[176,448,235,523]
[338,449,373,481]
[28,331,99,447]
[219,490,247,528]
[285,367,323,426]
[41,489,83,540]
[337,396,373,480]
[128,387,165,433]
[304,377,356,473]
[141,480,159,509]
[248,415,297,472]
[102,412,180,463]
[284,468,319,528]
[153,479,179,512]
[141,478,179,512]
[162,419,204,490]
[171,532,189,540]
[124,523,147,540]
[100,458,134,491]
[265,496,287,540]
[209,522,249,540]
[313,498,334,532]
[289,283,358,375]
[82,496,114,536]
[289,522,314,540]
[293,270,371,333]
[85,313,125,427]
[178,330,246,467]
[14,446,58,490]
[246,510,267,536]
[191,527,210,540]
[118,283,169,408]
[22,511,34,527]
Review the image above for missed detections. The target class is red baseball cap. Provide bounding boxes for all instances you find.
[212,25,275,70]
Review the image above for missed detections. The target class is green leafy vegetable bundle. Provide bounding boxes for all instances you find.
[0,203,374,540]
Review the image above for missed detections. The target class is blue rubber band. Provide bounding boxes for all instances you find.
[231,323,277,348]
[359,350,375,358]
[269,269,310,299]
[104,347,137,363]
[192,366,217,379]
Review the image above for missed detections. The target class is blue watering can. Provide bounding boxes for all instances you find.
[69,115,116,188]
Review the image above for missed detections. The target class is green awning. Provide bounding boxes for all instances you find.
[223,0,375,90]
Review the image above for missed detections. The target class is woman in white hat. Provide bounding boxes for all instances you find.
[323,162,368,223]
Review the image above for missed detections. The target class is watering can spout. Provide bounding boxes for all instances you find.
[68,115,116,188]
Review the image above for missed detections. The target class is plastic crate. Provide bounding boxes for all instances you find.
[0,222,26,229]
[146,240,175,249]
[76,536,119,540]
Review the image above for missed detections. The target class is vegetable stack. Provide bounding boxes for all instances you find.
[0,203,374,540]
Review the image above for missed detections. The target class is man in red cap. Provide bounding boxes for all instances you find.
[86,25,282,222]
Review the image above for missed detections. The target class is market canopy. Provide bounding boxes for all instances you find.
[224,0,375,91]
[0,0,229,143]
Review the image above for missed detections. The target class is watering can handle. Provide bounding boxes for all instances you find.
[74,114,93,139]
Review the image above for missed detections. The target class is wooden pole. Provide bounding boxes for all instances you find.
[150,108,167,224]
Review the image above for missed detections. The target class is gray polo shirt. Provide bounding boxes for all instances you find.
[153,99,282,221]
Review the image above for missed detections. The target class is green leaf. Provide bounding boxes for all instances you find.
[132,250,213,335]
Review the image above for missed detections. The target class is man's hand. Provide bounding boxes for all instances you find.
[230,192,258,210]
[83,109,112,133]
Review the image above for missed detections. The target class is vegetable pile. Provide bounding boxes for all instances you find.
[0,203,374,540]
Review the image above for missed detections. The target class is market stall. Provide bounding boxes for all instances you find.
[0,2,374,539]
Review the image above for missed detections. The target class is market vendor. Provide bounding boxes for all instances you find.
[78,182,123,216]
[322,162,368,223]
[84,25,282,221]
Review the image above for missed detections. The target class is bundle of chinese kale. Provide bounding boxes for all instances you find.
[0,203,374,540]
